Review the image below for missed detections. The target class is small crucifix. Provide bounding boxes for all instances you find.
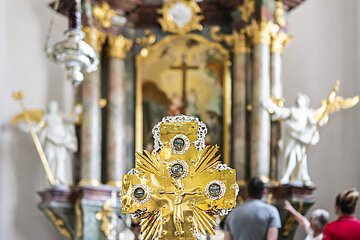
[169,54,199,109]
[159,178,201,236]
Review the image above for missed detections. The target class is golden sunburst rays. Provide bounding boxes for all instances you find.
[192,206,217,236]
[194,146,221,173]
[135,150,164,176]
[140,209,163,240]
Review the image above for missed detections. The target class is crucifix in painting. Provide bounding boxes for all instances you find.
[169,54,199,112]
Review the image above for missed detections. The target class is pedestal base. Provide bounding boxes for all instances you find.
[268,184,316,240]
[38,185,121,240]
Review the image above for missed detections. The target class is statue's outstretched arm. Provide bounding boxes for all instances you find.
[262,98,290,120]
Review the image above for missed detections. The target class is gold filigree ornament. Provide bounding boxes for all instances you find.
[122,115,238,240]
[157,0,204,35]
[93,2,118,29]
[246,19,280,45]
[44,208,72,239]
[210,26,249,54]
[275,0,287,27]
[238,0,255,23]
[96,193,119,239]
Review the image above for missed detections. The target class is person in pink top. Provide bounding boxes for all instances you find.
[323,188,360,240]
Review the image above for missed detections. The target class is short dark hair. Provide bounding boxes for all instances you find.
[247,177,265,199]
[336,188,359,215]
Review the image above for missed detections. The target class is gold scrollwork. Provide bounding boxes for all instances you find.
[136,29,156,46]
[245,19,280,45]
[275,0,287,27]
[136,29,157,58]
[96,198,117,239]
[238,0,255,22]
[93,2,118,29]
[210,27,249,54]
[83,27,107,53]
[271,31,292,53]
[44,208,72,240]
[108,35,133,59]
[210,26,234,46]
[157,0,204,35]
[75,200,83,239]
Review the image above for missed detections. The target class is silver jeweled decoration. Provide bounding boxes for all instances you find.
[170,134,190,154]
[131,184,151,204]
[151,115,207,154]
[168,160,189,179]
[205,180,226,200]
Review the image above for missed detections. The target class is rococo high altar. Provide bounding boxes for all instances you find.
[10,0,360,239]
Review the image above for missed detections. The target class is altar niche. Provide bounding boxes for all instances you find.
[135,34,231,164]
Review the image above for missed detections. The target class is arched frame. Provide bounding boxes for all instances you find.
[135,34,232,165]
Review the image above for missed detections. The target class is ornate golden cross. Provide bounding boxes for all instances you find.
[122,115,238,239]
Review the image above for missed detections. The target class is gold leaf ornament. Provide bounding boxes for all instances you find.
[157,0,204,35]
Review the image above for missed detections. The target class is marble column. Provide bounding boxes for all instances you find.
[247,20,278,180]
[79,27,106,186]
[106,35,133,187]
[269,32,291,180]
[232,31,248,181]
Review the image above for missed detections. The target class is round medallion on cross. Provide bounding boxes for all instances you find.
[170,134,190,154]
[131,184,151,204]
[205,180,226,200]
[168,160,189,179]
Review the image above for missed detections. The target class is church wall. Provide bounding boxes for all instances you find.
[0,0,7,238]
[283,0,360,239]
[0,0,69,239]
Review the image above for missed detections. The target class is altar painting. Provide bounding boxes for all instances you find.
[136,34,231,163]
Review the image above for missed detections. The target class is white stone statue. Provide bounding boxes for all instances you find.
[38,101,78,185]
[264,94,319,186]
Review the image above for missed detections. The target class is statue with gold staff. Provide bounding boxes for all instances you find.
[122,115,238,240]
[12,93,79,186]
[264,81,359,186]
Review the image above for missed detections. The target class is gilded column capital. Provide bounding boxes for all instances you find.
[233,30,249,54]
[237,0,255,23]
[108,35,133,59]
[210,26,249,54]
[271,31,293,54]
[83,27,106,53]
[246,19,279,45]
[275,0,287,27]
